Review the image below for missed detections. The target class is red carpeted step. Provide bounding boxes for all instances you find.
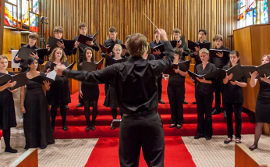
[53,122,255,139]
[55,112,251,126]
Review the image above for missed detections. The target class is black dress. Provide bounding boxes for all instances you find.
[78,63,99,101]
[23,72,55,149]
[0,72,17,130]
[43,61,71,105]
[255,79,270,124]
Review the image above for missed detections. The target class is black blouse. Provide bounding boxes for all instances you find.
[195,62,217,95]
[222,65,247,103]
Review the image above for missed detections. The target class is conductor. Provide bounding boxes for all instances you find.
[56,29,174,167]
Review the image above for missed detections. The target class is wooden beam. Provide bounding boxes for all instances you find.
[0,0,5,55]
[10,148,38,167]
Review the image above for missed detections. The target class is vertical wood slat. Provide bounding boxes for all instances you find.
[40,0,237,63]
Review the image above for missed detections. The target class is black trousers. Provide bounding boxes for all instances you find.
[78,58,84,104]
[195,94,213,138]
[119,112,164,167]
[214,80,222,110]
[167,86,184,125]
[224,102,242,139]
[157,75,162,101]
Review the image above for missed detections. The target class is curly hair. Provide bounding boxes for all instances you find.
[49,47,67,63]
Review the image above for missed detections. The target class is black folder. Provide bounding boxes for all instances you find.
[78,31,99,45]
[99,44,114,53]
[30,74,55,84]
[170,35,186,48]
[35,49,47,60]
[17,47,36,60]
[165,60,191,75]
[0,72,27,90]
[82,62,97,72]
[96,58,104,70]
[67,62,76,70]
[105,55,128,66]
[188,70,218,82]
[49,63,57,71]
[241,62,270,78]
[163,64,179,75]
[48,36,60,50]
[150,44,165,54]
[62,39,76,50]
[219,64,244,81]
[121,44,127,50]
[209,49,230,64]
[188,40,211,51]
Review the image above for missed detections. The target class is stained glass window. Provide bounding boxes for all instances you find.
[238,0,269,28]
[4,0,39,32]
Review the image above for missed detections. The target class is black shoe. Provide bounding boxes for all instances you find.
[76,103,83,108]
[183,100,188,104]
[235,138,241,144]
[194,134,204,139]
[62,124,68,131]
[176,124,182,129]
[5,147,17,153]
[249,144,257,151]
[224,110,227,118]
[66,105,69,110]
[224,138,232,144]
[158,100,165,104]
[192,101,197,104]
[169,124,176,128]
[86,125,91,132]
[211,109,220,115]
[111,124,116,130]
[91,125,96,131]
[205,136,212,140]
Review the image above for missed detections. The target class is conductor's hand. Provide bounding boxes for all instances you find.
[158,29,168,41]
[55,64,67,76]
[250,71,259,79]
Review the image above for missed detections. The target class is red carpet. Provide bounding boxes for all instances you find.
[84,136,196,167]
[52,79,255,139]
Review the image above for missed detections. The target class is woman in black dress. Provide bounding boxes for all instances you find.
[0,55,17,153]
[167,48,186,129]
[104,44,122,130]
[43,47,71,131]
[20,57,54,149]
[78,47,99,131]
[249,55,270,150]
[190,48,217,140]
[222,51,247,144]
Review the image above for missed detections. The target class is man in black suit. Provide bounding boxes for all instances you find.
[57,29,174,167]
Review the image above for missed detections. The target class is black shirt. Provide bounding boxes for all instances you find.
[101,38,122,58]
[150,40,165,60]
[13,44,44,72]
[168,72,185,88]
[72,34,99,61]
[222,65,247,103]
[46,38,73,56]
[147,54,155,61]
[195,62,217,95]
[190,40,212,65]
[211,46,230,68]
[63,41,174,114]
[172,39,189,61]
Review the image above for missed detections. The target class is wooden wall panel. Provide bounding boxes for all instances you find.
[40,0,237,63]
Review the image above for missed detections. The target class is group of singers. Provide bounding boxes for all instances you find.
[0,22,269,154]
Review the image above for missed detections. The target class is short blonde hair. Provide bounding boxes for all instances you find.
[262,54,270,61]
[199,48,209,55]
[49,47,67,63]
[113,44,122,52]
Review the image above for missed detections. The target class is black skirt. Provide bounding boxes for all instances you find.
[81,82,99,101]
[103,86,118,109]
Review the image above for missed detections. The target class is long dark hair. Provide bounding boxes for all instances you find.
[228,50,240,68]
[83,47,95,62]
[27,57,39,71]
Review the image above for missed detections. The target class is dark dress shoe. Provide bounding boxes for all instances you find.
[76,103,83,108]
[249,144,257,151]
[176,124,182,129]
[66,105,69,110]
[91,125,96,131]
[211,109,220,115]
[158,100,165,104]
[86,126,91,132]
[62,124,68,131]
[183,100,188,104]
[192,101,197,104]
[111,124,116,130]
[194,134,204,139]
[5,147,17,153]
[205,136,212,140]
[169,124,176,128]
[224,138,232,144]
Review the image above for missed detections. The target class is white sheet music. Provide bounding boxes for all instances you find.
[11,50,20,68]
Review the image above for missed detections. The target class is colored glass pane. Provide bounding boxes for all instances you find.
[30,13,38,32]
[6,0,17,5]
[33,0,39,14]
[4,3,14,26]
[22,0,29,29]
